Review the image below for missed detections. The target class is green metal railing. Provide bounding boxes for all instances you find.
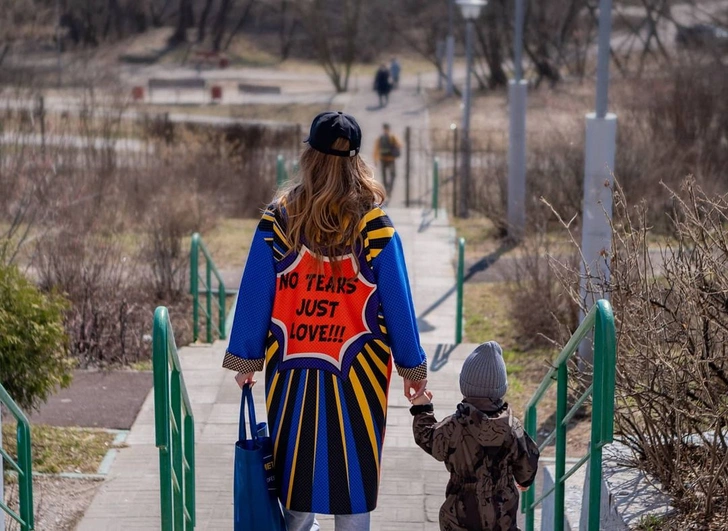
[0,384,34,531]
[153,306,196,531]
[432,157,440,217]
[190,233,227,343]
[455,237,465,344]
[521,299,616,531]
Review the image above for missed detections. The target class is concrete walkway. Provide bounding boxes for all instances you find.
[77,75,472,530]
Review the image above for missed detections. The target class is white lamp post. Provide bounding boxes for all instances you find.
[507,0,527,240]
[578,0,617,363]
[456,0,487,218]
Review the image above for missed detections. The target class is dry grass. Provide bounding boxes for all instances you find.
[1,423,116,474]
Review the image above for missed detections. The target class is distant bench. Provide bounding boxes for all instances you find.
[148,78,207,90]
[238,84,281,95]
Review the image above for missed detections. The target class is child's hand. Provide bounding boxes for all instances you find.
[411,390,433,406]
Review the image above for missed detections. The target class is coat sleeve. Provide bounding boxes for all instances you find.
[512,419,540,488]
[222,222,276,374]
[412,406,456,462]
[372,231,427,381]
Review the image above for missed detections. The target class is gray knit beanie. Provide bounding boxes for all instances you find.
[459,341,508,399]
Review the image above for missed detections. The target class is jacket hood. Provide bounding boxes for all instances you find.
[455,398,514,447]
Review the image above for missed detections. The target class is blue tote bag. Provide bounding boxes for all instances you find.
[234,385,287,531]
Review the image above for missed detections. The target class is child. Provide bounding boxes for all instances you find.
[410,341,539,531]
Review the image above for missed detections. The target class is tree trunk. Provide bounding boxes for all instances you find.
[198,0,216,42]
[170,0,194,45]
[223,0,256,51]
[212,0,234,51]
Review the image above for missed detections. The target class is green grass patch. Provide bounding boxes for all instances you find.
[202,217,259,271]
[2,424,117,475]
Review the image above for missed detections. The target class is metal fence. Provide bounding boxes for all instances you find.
[153,306,196,531]
[521,299,616,531]
[0,384,34,531]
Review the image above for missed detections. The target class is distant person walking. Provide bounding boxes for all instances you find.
[373,123,401,197]
[373,64,391,107]
[390,57,401,89]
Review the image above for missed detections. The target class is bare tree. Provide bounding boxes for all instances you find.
[211,0,234,51]
[170,0,195,45]
[296,0,365,93]
[197,0,216,43]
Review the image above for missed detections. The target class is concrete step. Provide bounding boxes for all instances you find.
[541,462,586,531]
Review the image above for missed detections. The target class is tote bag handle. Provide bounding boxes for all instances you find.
[239,384,258,443]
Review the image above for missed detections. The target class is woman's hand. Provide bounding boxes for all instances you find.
[235,372,256,389]
[403,378,428,400]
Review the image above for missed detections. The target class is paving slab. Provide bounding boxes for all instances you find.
[29,370,153,430]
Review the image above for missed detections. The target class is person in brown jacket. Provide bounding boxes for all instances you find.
[410,341,539,531]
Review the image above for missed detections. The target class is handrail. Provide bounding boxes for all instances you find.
[432,157,440,217]
[521,299,616,531]
[190,232,227,343]
[153,306,196,531]
[455,237,465,344]
[276,154,288,187]
[0,384,34,531]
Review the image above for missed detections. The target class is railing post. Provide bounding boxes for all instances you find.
[190,235,200,343]
[456,237,465,344]
[276,154,286,187]
[554,363,568,531]
[0,406,4,531]
[452,125,459,218]
[405,126,411,207]
[171,372,184,528]
[587,300,616,530]
[524,405,537,531]
[218,279,227,340]
[206,260,213,343]
[153,307,173,531]
[184,415,196,527]
[432,157,440,217]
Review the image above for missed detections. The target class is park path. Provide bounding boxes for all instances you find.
[77,73,478,530]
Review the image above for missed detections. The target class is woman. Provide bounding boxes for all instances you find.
[224,111,428,531]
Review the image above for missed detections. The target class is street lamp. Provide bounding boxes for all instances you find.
[578,0,617,363]
[507,0,527,240]
[446,0,456,97]
[456,0,487,219]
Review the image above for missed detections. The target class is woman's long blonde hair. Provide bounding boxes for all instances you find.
[278,137,385,272]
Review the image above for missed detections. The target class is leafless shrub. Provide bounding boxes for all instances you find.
[470,126,584,235]
[606,179,728,527]
[33,229,147,368]
[503,222,581,350]
[2,95,296,367]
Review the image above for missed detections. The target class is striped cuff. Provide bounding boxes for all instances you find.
[395,361,428,381]
[222,352,265,373]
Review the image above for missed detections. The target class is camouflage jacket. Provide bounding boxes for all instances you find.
[412,398,539,531]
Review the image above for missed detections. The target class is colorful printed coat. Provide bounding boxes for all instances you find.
[412,398,539,531]
[224,205,427,515]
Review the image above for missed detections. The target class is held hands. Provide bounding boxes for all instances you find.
[411,390,433,406]
[403,378,428,401]
[235,372,256,389]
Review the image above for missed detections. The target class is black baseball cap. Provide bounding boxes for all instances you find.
[304,111,362,157]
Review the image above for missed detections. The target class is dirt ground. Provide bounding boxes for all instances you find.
[3,477,100,531]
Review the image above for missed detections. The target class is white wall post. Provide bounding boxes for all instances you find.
[578,112,617,362]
